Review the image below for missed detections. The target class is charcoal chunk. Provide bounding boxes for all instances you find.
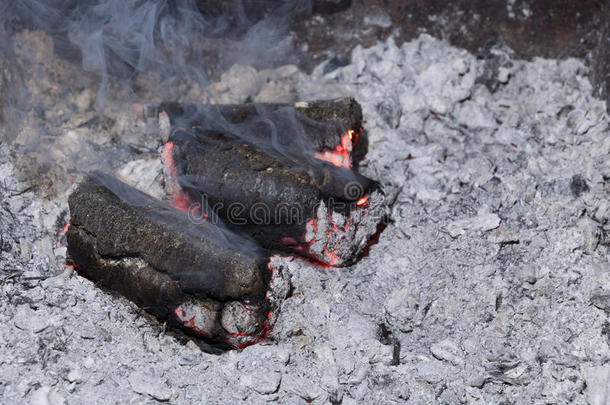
[68,173,267,302]
[159,97,367,166]
[66,173,292,348]
[169,129,384,265]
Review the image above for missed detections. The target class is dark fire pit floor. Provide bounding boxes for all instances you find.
[1,33,609,404]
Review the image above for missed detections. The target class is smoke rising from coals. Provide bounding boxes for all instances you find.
[0,0,317,179]
[2,0,311,110]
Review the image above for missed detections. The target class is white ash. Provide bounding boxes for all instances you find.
[116,158,165,200]
[1,30,609,404]
[220,301,262,335]
[174,299,221,336]
[446,205,502,238]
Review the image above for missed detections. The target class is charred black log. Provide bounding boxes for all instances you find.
[158,97,367,167]
[165,126,386,266]
[67,173,289,348]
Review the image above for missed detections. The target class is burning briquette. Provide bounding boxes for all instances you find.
[66,173,289,349]
[161,99,386,266]
[159,97,368,168]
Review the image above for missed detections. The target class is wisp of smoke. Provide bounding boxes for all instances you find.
[2,0,312,110]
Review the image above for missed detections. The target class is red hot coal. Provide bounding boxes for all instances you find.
[161,98,387,266]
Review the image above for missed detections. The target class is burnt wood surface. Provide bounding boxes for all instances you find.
[67,173,269,309]
[159,97,367,165]
[170,128,377,251]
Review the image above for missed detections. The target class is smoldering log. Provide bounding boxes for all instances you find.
[68,174,266,301]
[158,97,368,167]
[67,173,289,348]
[166,128,386,266]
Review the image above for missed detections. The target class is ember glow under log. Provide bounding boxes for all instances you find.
[162,99,386,266]
[67,173,289,349]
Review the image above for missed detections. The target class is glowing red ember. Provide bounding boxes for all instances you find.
[161,141,190,212]
[132,102,144,118]
[60,222,70,234]
[314,129,355,169]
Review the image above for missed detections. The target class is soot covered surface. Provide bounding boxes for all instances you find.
[165,103,384,266]
[67,173,291,349]
[1,31,609,405]
[159,97,367,166]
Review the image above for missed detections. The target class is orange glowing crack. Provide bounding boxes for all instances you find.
[314,129,355,169]
[65,260,82,274]
[161,141,190,212]
[230,262,282,349]
[56,221,71,247]
[60,222,70,234]
[323,248,340,266]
